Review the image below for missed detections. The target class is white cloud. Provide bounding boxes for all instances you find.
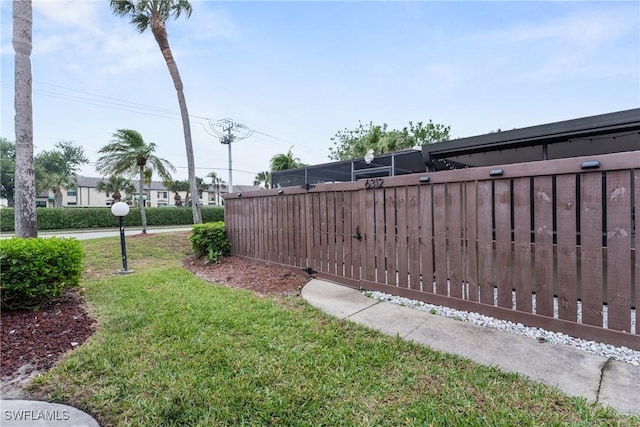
[187,3,238,41]
[34,0,103,30]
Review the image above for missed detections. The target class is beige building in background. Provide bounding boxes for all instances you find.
[34,176,234,208]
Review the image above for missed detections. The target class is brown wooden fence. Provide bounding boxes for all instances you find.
[224,151,640,350]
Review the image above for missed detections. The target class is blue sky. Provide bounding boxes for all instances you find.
[1,1,638,186]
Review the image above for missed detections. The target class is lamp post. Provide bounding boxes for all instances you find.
[111,202,133,274]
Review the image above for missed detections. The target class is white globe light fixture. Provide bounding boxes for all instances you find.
[111,202,133,274]
[364,149,375,164]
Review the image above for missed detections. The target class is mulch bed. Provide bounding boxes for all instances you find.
[1,289,96,389]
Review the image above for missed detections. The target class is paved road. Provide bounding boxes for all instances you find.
[0,225,193,240]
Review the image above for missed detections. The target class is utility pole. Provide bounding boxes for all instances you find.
[204,119,253,194]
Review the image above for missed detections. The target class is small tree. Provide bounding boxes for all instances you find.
[96,175,136,202]
[253,171,271,189]
[270,147,305,172]
[0,138,16,207]
[96,129,175,233]
[206,171,225,205]
[34,141,88,208]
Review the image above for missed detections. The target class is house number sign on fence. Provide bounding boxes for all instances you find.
[364,178,384,189]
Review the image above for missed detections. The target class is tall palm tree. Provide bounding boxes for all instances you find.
[253,171,271,189]
[110,0,202,225]
[206,171,225,205]
[96,129,175,233]
[270,147,305,172]
[13,0,37,237]
[96,175,136,202]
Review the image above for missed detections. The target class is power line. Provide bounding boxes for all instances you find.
[1,76,330,156]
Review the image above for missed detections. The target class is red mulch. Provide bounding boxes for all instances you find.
[1,256,310,394]
[1,288,96,391]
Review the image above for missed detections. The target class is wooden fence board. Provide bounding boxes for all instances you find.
[534,176,554,317]
[278,195,285,265]
[606,170,632,332]
[287,195,295,266]
[477,181,494,305]
[364,190,376,282]
[327,192,336,275]
[636,169,640,335]
[556,174,578,321]
[397,187,409,288]
[580,172,604,327]
[374,188,386,283]
[321,192,329,272]
[385,187,397,286]
[433,184,448,295]
[336,192,345,277]
[343,192,354,279]
[407,186,421,290]
[494,179,512,309]
[513,177,532,312]
[465,182,479,301]
[312,193,321,271]
[350,191,365,280]
[447,183,463,299]
[419,185,434,292]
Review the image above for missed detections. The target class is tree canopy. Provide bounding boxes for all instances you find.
[96,175,136,202]
[253,171,271,188]
[328,120,451,161]
[0,137,16,207]
[270,147,305,172]
[35,141,89,208]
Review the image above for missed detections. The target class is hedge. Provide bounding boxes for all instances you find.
[0,237,84,310]
[0,206,224,232]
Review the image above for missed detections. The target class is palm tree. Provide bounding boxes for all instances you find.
[13,0,37,237]
[96,175,136,202]
[34,141,88,208]
[110,0,202,225]
[96,129,175,233]
[270,147,305,172]
[253,171,271,189]
[206,171,226,205]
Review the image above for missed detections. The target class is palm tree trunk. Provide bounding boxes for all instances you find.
[139,167,147,234]
[150,19,202,225]
[54,188,62,208]
[13,0,37,237]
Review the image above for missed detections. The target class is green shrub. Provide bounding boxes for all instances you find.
[190,222,231,263]
[0,206,224,232]
[0,237,84,310]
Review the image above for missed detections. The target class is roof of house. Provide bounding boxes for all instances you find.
[422,108,640,170]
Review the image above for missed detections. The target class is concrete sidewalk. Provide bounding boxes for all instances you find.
[301,278,640,416]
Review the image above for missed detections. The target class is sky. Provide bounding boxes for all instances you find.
[1,0,639,187]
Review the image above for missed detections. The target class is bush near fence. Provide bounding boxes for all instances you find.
[0,207,224,232]
[190,222,231,263]
[0,237,84,310]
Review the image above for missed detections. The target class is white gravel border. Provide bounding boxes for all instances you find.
[362,290,640,366]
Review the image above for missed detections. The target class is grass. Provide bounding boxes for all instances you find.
[28,233,638,426]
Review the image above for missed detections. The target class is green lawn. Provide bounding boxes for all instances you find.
[28,232,638,426]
